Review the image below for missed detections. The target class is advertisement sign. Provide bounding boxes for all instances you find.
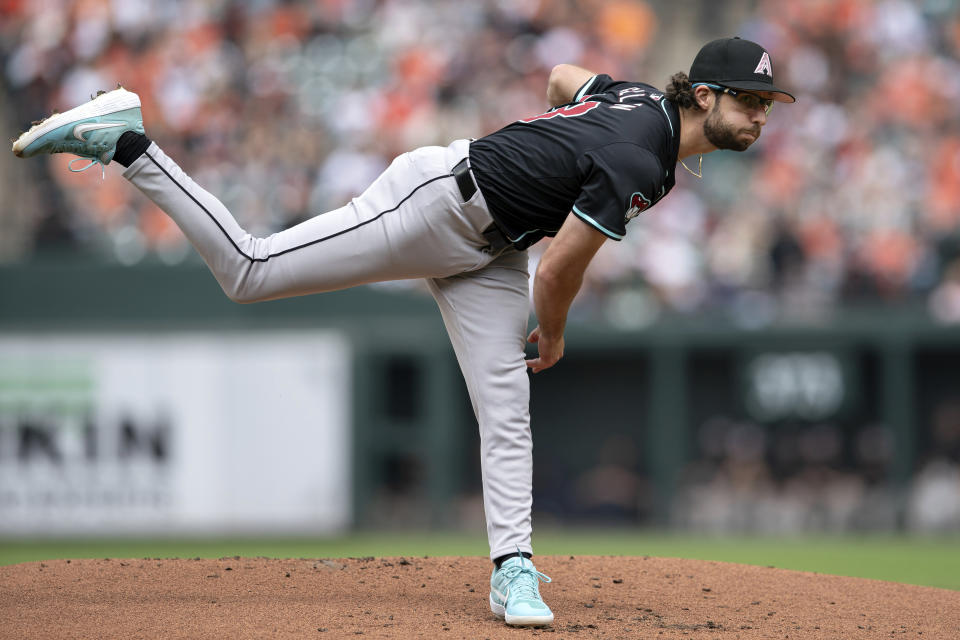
[0,332,351,535]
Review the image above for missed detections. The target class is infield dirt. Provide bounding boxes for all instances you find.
[2,555,958,639]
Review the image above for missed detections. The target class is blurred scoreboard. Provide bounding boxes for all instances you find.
[742,350,857,423]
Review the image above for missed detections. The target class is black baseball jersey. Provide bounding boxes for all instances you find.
[469,74,681,247]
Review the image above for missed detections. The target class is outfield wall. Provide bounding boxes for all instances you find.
[2,263,959,535]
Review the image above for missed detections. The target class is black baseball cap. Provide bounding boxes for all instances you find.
[689,37,796,103]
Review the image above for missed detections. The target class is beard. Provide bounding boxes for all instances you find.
[703,101,759,151]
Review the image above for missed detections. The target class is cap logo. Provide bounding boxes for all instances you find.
[754,51,773,77]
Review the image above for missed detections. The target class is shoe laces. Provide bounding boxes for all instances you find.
[68,157,106,179]
[500,554,551,601]
[47,142,107,179]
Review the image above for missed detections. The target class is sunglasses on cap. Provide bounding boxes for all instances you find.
[692,82,774,115]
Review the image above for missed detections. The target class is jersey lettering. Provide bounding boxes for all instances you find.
[618,87,647,100]
[520,101,600,124]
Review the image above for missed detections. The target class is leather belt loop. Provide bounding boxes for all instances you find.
[481,222,512,254]
[452,157,477,202]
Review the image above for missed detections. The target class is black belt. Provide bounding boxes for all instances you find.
[453,157,513,253]
[452,158,477,201]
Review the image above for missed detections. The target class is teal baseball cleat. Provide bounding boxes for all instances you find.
[11,86,144,178]
[489,555,554,626]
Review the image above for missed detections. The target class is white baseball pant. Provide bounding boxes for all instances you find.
[122,138,533,560]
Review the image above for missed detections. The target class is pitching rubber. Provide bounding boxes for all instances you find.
[11,87,140,156]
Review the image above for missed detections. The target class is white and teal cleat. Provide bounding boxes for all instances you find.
[11,86,144,178]
[490,555,554,627]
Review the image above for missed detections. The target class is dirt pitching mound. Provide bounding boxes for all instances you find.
[2,555,958,639]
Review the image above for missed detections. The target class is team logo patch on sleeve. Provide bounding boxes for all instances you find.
[626,191,651,221]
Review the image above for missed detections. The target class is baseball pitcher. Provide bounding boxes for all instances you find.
[13,37,794,627]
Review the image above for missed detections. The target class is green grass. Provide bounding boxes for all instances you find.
[1,530,958,590]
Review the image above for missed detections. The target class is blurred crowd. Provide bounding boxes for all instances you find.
[672,409,960,534]
[579,0,960,327]
[528,404,960,533]
[3,0,960,325]
[4,0,958,534]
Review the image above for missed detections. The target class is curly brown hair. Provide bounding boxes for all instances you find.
[664,72,704,111]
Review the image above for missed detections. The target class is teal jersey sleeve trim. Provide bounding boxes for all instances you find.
[571,205,623,240]
[574,75,598,102]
